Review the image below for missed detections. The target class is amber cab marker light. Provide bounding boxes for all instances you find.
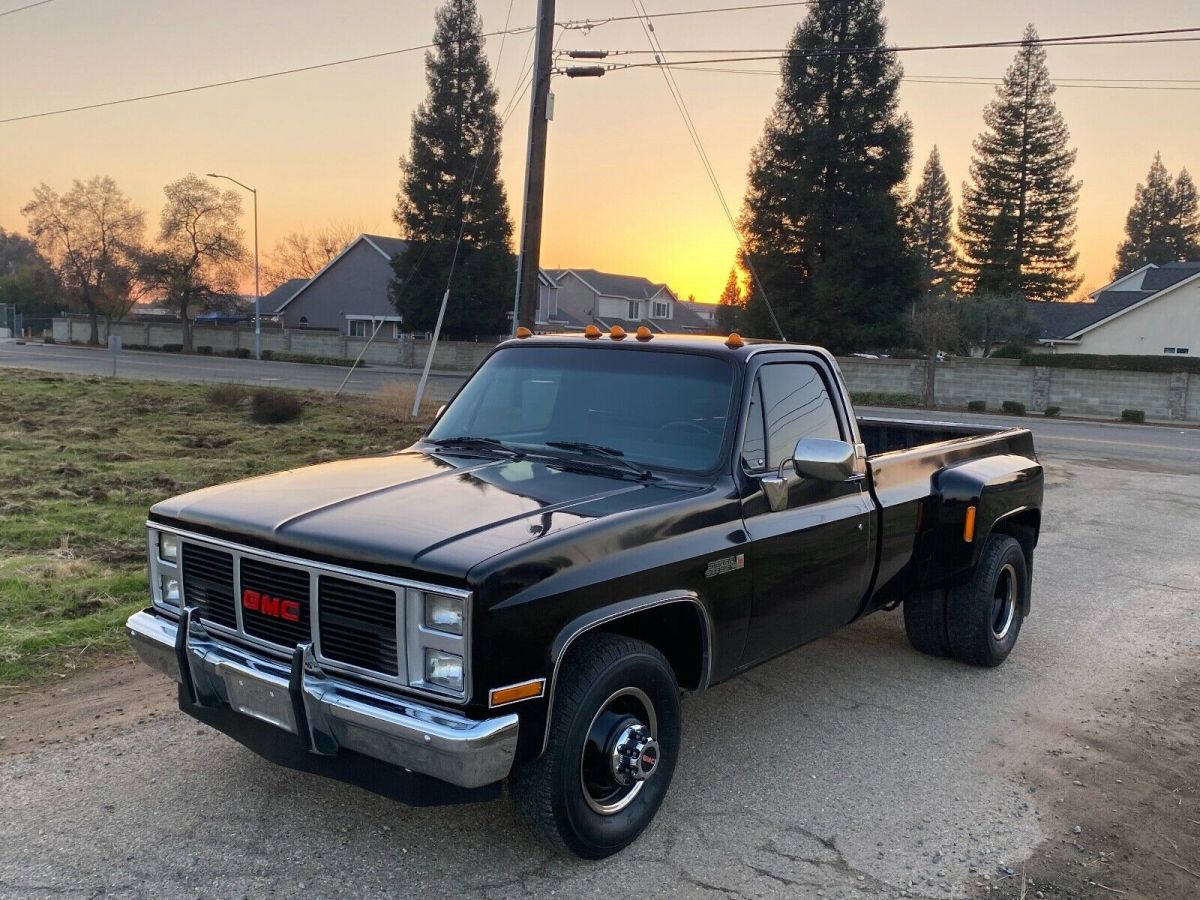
[963,505,977,543]
[610,325,626,340]
[584,324,601,339]
[515,326,533,339]
[635,326,653,342]
[489,678,546,708]
[725,332,744,349]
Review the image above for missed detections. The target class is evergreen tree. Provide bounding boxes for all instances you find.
[715,267,743,333]
[391,0,514,339]
[1112,153,1181,277]
[958,25,1081,301]
[1169,168,1199,261]
[905,146,958,294]
[739,0,918,352]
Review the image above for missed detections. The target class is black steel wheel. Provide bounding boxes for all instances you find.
[509,633,680,859]
[947,534,1029,667]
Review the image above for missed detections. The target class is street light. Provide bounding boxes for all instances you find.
[206,173,260,361]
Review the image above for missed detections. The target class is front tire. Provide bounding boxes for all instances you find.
[946,534,1029,666]
[509,634,681,859]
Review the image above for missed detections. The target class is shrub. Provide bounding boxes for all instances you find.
[197,345,213,355]
[849,391,921,408]
[1043,405,1061,418]
[43,336,56,344]
[261,349,274,361]
[161,343,183,353]
[1001,400,1026,415]
[249,389,303,424]
[1120,408,1146,424]
[967,400,986,412]
[1021,353,1200,374]
[206,383,247,408]
[233,347,251,359]
[267,351,366,368]
[989,343,1029,360]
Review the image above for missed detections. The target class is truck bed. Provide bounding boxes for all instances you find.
[857,416,1008,457]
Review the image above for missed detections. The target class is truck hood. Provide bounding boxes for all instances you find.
[149,450,699,579]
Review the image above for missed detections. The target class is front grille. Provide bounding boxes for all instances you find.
[181,543,236,628]
[318,576,400,676]
[239,557,311,647]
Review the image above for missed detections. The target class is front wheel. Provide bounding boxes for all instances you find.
[947,534,1029,666]
[509,633,681,859]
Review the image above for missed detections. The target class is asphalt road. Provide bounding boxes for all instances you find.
[2,341,1199,898]
[0,340,466,402]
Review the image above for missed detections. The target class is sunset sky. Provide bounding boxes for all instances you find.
[1,0,1197,302]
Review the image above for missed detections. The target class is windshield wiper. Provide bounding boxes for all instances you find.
[544,441,653,480]
[426,436,525,458]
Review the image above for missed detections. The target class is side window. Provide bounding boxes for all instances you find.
[741,379,767,471]
[759,363,841,469]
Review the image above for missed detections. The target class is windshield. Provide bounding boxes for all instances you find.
[427,346,735,473]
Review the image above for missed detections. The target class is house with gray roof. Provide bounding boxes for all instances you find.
[545,268,711,334]
[275,234,409,336]
[1028,261,1200,356]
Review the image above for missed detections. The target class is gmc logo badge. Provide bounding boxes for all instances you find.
[242,588,301,623]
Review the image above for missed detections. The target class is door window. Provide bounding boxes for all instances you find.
[756,363,841,470]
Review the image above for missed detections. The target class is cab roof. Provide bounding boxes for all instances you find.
[497,331,827,361]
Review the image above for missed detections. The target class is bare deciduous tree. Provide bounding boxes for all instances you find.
[142,174,246,351]
[22,177,145,345]
[261,221,361,291]
[910,297,963,407]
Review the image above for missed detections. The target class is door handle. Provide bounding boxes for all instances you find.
[843,473,866,483]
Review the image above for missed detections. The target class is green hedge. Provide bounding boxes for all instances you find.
[1021,353,1200,374]
[851,391,921,408]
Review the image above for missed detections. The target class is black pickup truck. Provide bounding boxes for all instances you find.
[127,332,1043,858]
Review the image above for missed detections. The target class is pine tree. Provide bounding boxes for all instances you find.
[958,25,1081,301]
[739,0,918,352]
[1112,153,1180,277]
[906,146,958,294]
[1169,168,1199,261]
[715,267,742,333]
[391,0,514,339]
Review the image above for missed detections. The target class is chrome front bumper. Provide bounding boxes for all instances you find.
[126,608,518,789]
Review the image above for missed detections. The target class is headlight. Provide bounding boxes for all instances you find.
[425,650,464,692]
[161,576,181,606]
[159,532,179,563]
[423,592,463,635]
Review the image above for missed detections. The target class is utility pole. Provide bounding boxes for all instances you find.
[515,0,555,331]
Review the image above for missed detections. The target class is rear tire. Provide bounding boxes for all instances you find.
[903,588,952,657]
[947,534,1028,667]
[509,634,681,860]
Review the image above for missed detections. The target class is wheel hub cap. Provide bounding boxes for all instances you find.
[611,722,660,786]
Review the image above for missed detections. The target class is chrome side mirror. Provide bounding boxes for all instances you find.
[790,437,856,482]
[435,404,447,420]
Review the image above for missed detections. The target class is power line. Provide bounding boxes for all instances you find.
[0,25,536,125]
[628,0,785,338]
[559,2,813,30]
[0,0,55,17]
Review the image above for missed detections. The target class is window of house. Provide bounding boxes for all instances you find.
[741,363,841,474]
[348,319,368,338]
[627,300,640,320]
[298,317,309,329]
[1165,347,1177,354]
[651,300,670,319]
[1177,347,1191,355]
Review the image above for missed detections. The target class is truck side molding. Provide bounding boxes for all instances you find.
[541,591,713,755]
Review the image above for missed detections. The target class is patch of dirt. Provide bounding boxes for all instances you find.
[0,656,177,760]
[981,654,1200,899]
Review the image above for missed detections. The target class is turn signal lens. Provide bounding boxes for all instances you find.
[963,505,977,543]
[489,679,546,707]
[425,650,464,692]
[584,324,601,339]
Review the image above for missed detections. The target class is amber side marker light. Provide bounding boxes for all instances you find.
[515,326,532,339]
[489,678,546,708]
[610,325,627,340]
[636,326,653,342]
[963,505,977,543]
[584,324,601,339]
[725,332,744,348]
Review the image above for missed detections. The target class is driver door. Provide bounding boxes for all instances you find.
[740,359,874,663]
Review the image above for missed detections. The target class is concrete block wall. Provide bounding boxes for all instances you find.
[934,360,1038,410]
[1047,368,1174,420]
